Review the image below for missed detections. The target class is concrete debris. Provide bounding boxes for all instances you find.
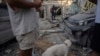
[32,39,55,56]
[0,17,92,56]
[40,29,63,33]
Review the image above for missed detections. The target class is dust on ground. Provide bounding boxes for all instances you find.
[0,18,91,56]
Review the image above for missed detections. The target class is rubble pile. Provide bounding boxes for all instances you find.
[0,18,92,56]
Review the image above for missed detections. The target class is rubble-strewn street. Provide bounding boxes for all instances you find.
[0,0,96,56]
[0,18,91,56]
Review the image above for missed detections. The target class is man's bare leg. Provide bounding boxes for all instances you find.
[19,48,32,56]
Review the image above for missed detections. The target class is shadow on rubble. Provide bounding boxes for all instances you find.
[0,39,19,56]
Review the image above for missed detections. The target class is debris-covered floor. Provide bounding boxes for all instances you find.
[0,18,91,56]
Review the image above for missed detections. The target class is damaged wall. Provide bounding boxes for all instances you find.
[78,0,96,12]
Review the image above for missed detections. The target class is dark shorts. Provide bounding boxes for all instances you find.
[90,23,100,52]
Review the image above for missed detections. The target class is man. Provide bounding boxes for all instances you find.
[6,0,43,56]
[51,5,56,20]
[89,0,100,56]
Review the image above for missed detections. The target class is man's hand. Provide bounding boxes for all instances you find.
[36,8,41,12]
[89,0,97,4]
[34,0,43,12]
[34,0,42,8]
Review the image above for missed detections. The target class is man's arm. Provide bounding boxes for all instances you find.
[7,0,42,9]
[89,0,97,4]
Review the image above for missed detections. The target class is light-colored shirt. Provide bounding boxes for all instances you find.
[7,0,39,36]
[95,0,100,23]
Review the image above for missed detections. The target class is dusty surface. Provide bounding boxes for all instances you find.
[0,39,19,56]
[0,18,90,56]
